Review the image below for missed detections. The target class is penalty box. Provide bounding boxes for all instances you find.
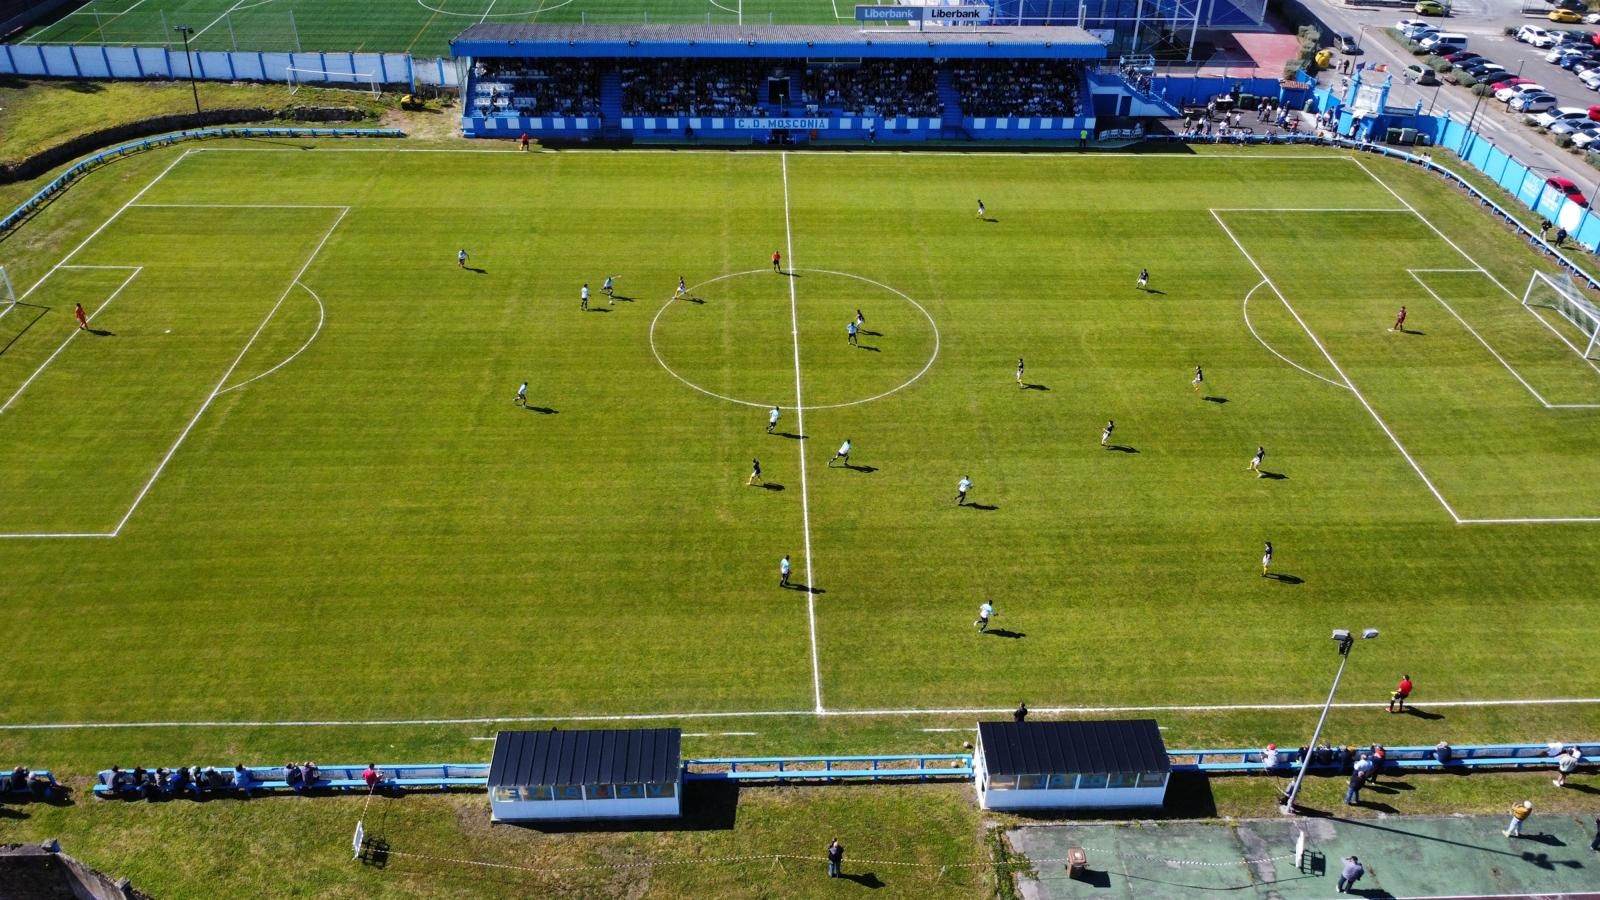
[0,205,347,538]
[1219,207,1600,524]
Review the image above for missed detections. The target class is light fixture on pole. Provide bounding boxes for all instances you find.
[173,25,201,118]
[1279,627,1379,815]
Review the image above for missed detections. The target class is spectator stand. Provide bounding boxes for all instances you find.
[1,767,61,803]
[92,763,489,799]
[450,24,1104,144]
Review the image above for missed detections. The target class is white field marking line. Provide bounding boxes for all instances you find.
[648,268,939,411]
[1352,158,1600,383]
[782,153,824,716]
[6,697,1600,730]
[215,280,325,395]
[1240,279,1348,391]
[191,146,1356,161]
[229,0,278,11]
[57,264,141,269]
[131,203,348,208]
[1408,269,1600,411]
[709,0,740,19]
[477,0,497,22]
[1459,515,1600,523]
[110,207,349,537]
[412,0,570,17]
[682,732,758,737]
[72,0,147,23]
[190,0,250,41]
[0,531,116,540]
[1523,290,1600,379]
[13,150,190,306]
[1209,207,1407,213]
[1211,209,1463,524]
[0,267,142,415]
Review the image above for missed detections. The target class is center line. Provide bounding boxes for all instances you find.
[781,152,824,714]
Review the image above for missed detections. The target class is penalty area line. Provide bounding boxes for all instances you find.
[5,697,1600,730]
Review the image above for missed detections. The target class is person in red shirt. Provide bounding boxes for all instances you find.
[73,303,88,330]
[1392,306,1407,333]
[519,133,530,151]
[362,763,383,790]
[1388,674,1412,713]
[772,250,782,273]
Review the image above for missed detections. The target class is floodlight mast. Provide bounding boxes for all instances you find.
[1279,628,1379,815]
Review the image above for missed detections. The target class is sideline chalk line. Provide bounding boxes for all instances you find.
[4,696,1598,731]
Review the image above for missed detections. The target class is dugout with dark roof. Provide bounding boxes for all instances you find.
[488,728,682,822]
[974,719,1170,810]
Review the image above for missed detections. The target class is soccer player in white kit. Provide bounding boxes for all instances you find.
[675,275,688,299]
[767,406,781,434]
[603,275,614,305]
[1193,365,1204,394]
[976,199,986,219]
[457,249,468,268]
[580,283,589,311]
[1016,357,1025,387]
[975,600,994,632]
[830,439,851,467]
[1261,541,1273,577]
[1137,268,1149,289]
[514,381,528,407]
[1249,446,1265,476]
[1101,419,1115,446]
[956,475,972,506]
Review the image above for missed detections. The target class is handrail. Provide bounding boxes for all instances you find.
[0,126,404,236]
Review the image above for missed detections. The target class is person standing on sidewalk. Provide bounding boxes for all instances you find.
[1506,799,1534,837]
[1590,814,1599,851]
[1337,856,1365,893]
[827,838,844,878]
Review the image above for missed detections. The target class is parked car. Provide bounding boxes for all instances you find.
[1559,51,1600,68]
[1511,92,1559,113]
[1551,9,1584,23]
[1572,128,1600,148]
[1334,32,1360,52]
[1586,12,1600,23]
[1464,64,1508,82]
[1417,0,1447,14]
[1555,29,1593,44]
[1519,25,1557,47]
[1545,46,1581,62]
[1399,19,1439,39]
[1545,177,1589,207]
[1404,63,1441,84]
[1549,117,1600,135]
[1494,80,1543,101]
[1443,50,1481,62]
[1571,57,1600,73]
[1533,106,1592,127]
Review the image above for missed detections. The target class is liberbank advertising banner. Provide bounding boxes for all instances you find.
[855,4,994,24]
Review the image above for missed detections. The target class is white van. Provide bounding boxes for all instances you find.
[1420,32,1469,54]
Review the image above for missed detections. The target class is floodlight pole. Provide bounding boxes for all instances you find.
[174,25,201,118]
[1279,628,1378,815]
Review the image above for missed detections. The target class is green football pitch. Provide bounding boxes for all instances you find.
[4,143,1600,744]
[14,0,863,56]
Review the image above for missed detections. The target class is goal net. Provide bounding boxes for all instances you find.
[1523,270,1600,359]
[0,267,16,322]
[286,67,379,97]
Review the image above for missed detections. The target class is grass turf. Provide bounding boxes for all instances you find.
[3,141,1600,895]
[13,0,859,56]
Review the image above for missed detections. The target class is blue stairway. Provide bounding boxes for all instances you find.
[936,69,964,138]
[600,69,623,138]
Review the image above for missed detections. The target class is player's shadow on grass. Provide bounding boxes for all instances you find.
[1258,471,1287,480]
[1394,328,1423,335]
[840,872,886,888]
[1139,288,1167,295]
[759,483,785,491]
[1021,383,1050,391]
[525,406,558,414]
[611,295,635,302]
[981,217,999,223]
[1263,572,1304,584]
[963,502,999,511]
[1399,707,1445,721]
[839,463,877,473]
[984,628,1024,639]
[1202,395,1227,404]
[585,307,613,313]
[774,432,805,440]
[680,296,705,304]
[857,344,880,352]
[861,329,882,336]
[786,583,825,595]
[88,328,114,337]
[1104,445,1138,453]
[463,266,487,275]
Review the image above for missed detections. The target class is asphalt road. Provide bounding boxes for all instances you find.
[1311,0,1600,199]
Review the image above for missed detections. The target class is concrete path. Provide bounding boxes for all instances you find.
[1010,814,1600,898]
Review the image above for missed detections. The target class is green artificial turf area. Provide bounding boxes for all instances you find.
[13,0,863,56]
[3,141,1600,896]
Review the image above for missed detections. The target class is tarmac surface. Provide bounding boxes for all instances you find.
[1010,814,1600,898]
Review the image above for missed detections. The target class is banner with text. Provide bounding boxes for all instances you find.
[735,117,831,129]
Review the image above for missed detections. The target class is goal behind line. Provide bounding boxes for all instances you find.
[0,266,16,322]
[1523,270,1600,359]
[286,67,380,97]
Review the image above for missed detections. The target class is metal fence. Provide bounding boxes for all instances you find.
[0,44,456,89]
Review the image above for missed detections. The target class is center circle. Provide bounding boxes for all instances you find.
[649,268,940,410]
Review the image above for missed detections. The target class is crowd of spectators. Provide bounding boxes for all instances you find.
[471,60,601,117]
[952,60,1081,117]
[804,61,941,118]
[620,60,767,117]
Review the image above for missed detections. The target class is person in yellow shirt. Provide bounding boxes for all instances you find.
[1506,799,1533,837]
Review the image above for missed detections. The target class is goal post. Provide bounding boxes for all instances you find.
[286,67,380,97]
[0,266,16,322]
[1523,270,1600,359]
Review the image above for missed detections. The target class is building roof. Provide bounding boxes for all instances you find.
[452,24,1105,61]
[979,720,1170,776]
[488,728,682,787]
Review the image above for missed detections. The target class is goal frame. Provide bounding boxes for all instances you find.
[0,266,15,323]
[1523,270,1600,359]
[286,67,380,97]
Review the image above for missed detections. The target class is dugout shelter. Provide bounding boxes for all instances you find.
[974,719,1171,810]
[487,728,683,822]
[452,23,1105,144]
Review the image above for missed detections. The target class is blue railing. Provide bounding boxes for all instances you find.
[0,126,404,237]
[684,754,973,783]
[1168,741,1597,774]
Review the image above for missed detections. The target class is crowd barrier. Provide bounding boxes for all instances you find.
[0,44,456,89]
[0,126,403,237]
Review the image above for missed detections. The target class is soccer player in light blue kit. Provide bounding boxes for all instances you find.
[767,406,781,434]
[830,439,852,467]
[956,475,972,506]
[514,381,528,407]
[580,283,589,311]
[602,275,615,305]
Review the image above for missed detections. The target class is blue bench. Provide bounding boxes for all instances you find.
[93,763,490,799]
[1171,742,1597,775]
[1,768,58,802]
[684,754,973,783]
